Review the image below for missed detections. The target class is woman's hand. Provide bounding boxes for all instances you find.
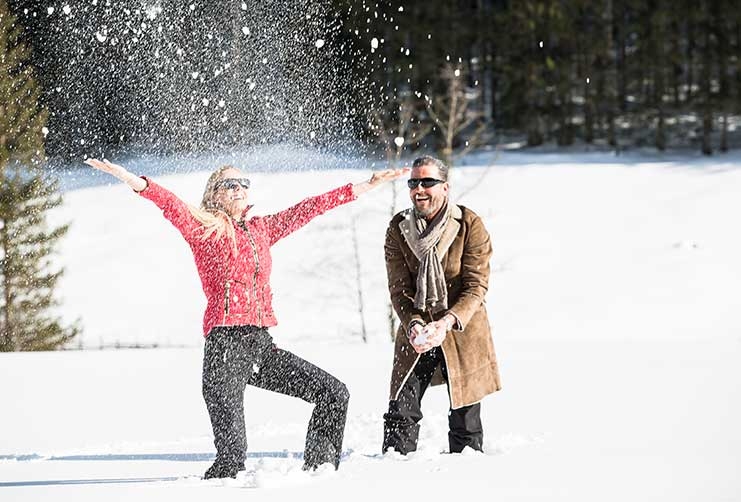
[352,167,410,196]
[85,158,147,192]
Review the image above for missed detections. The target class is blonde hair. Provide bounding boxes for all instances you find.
[187,165,239,250]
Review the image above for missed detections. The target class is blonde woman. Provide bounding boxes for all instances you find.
[85,158,408,478]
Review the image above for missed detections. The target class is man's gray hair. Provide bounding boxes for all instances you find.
[412,156,449,181]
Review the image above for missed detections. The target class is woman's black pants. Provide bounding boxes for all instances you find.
[202,326,349,470]
[382,346,483,454]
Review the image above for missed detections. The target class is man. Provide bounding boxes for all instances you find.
[382,155,501,455]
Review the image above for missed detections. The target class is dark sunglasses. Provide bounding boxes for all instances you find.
[407,178,445,189]
[215,178,251,191]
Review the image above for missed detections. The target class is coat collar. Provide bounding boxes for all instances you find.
[241,205,254,218]
[232,205,255,225]
[398,204,462,260]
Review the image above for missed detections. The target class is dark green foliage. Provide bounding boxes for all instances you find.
[5,0,741,157]
[1,0,79,351]
[333,0,740,156]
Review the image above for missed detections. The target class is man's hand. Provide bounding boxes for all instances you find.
[408,321,433,354]
[422,320,448,348]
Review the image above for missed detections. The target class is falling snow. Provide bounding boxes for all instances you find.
[29,0,360,156]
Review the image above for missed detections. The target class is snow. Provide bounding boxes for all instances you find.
[1,150,740,500]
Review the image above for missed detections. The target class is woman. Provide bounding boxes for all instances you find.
[85,158,408,478]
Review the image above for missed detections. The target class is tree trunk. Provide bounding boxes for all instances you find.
[441,146,454,167]
[701,108,712,155]
[608,108,617,149]
[584,79,595,144]
[616,4,628,113]
[720,112,728,152]
[686,21,696,103]
[656,109,666,151]
[604,0,617,149]
[670,19,682,107]
[700,4,713,156]
[350,217,367,343]
[1,226,12,351]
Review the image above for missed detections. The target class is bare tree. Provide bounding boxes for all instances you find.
[349,214,367,343]
[425,64,486,168]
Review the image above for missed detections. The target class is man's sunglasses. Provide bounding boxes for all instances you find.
[407,178,445,189]
[215,178,251,191]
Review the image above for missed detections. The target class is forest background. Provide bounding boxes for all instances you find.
[8,0,741,164]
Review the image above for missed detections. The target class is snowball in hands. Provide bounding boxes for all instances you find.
[414,324,445,347]
[413,331,429,346]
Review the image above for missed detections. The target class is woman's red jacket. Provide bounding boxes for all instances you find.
[139,178,356,336]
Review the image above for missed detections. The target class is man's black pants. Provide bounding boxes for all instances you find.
[202,326,349,470]
[382,346,482,454]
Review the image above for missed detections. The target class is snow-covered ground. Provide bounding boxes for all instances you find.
[1,151,740,501]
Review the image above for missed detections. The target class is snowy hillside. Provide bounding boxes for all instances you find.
[1,151,740,501]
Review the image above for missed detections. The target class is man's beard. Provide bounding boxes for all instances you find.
[413,196,444,219]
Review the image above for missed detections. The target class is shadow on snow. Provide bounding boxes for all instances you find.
[0,476,182,487]
[0,450,305,463]
[0,450,308,488]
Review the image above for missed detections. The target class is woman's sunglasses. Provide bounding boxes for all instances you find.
[407,178,444,189]
[216,178,251,191]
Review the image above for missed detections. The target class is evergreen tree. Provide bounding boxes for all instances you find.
[0,0,79,351]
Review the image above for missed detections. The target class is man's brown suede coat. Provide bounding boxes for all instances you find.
[385,204,501,409]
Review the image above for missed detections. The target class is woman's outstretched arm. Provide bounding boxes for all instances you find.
[351,167,410,196]
[84,158,202,239]
[85,158,148,192]
[263,167,411,245]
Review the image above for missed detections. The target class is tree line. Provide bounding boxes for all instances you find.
[338,0,740,158]
[5,0,741,162]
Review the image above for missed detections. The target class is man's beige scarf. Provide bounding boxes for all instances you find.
[405,202,452,313]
